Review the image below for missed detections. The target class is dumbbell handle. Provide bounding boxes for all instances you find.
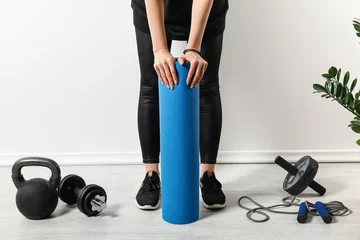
[275,156,298,175]
[72,187,106,212]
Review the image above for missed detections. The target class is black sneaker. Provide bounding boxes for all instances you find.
[136,171,161,210]
[200,171,226,209]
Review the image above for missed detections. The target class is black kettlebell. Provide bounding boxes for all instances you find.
[11,157,61,220]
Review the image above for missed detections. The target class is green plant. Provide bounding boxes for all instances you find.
[354,18,360,38]
[313,18,360,145]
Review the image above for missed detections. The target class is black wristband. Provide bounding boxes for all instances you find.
[183,48,201,55]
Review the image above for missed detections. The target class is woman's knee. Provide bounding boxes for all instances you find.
[200,78,221,104]
[139,83,159,104]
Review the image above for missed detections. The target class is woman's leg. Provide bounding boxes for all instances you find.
[136,28,172,168]
[134,28,172,209]
[198,33,226,209]
[199,33,223,170]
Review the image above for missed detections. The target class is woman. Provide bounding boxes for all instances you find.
[131,0,229,210]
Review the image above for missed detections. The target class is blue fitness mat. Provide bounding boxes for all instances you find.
[158,60,200,224]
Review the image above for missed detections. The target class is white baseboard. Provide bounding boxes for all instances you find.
[0,150,359,167]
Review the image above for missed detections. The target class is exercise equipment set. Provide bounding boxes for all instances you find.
[12,157,107,220]
[158,60,200,225]
[10,154,352,224]
[275,155,326,196]
[12,157,61,220]
[237,155,350,224]
[58,174,107,216]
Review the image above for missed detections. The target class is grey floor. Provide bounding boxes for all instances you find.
[1,163,359,240]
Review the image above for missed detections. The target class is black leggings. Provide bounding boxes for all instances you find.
[135,28,223,164]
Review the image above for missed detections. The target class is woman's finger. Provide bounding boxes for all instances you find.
[191,62,203,88]
[192,62,207,88]
[201,62,208,80]
[162,61,174,89]
[167,59,178,85]
[178,56,185,65]
[204,61,208,72]
[200,62,207,84]
[186,60,198,86]
[158,65,169,88]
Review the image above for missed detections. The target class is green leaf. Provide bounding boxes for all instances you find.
[357,33,360,38]
[351,78,358,92]
[355,102,360,114]
[321,94,328,98]
[355,91,360,100]
[338,84,344,99]
[352,126,360,134]
[345,91,350,103]
[341,86,348,100]
[349,120,360,127]
[331,81,338,96]
[322,73,334,79]
[331,81,337,95]
[354,24,360,32]
[347,93,355,108]
[313,84,327,92]
[344,71,350,86]
[354,100,360,109]
[337,68,342,81]
[335,82,343,98]
[325,80,333,94]
[356,139,360,146]
[328,66,338,78]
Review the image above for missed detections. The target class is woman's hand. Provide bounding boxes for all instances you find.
[178,51,208,88]
[153,49,178,89]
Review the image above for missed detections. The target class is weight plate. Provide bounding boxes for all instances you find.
[58,174,86,205]
[283,156,318,196]
[77,184,107,216]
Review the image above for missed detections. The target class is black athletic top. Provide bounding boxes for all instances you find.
[131,0,229,40]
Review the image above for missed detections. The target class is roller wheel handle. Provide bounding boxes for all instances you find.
[309,181,326,196]
[275,156,298,175]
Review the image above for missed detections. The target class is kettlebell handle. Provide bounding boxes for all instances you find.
[12,157,61,189]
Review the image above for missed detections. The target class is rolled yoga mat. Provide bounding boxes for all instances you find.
[158,60,200,224]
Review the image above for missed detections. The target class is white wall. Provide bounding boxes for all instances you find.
[1,0,360,166]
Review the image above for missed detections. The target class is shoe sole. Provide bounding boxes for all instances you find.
[202,199,226,209]
[136,198,161,210]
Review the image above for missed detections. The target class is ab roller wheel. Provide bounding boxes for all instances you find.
[59,174,107,216]
[275,155,326,196]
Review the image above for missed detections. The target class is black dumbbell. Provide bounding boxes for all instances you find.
[58,174,107,216]
[275,156,326,196]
